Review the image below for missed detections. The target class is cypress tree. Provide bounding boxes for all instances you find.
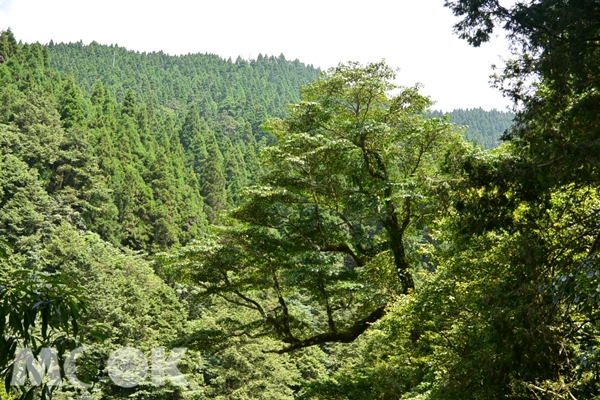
[179,105,202,152]
[121,89,137,117]
[0,29,18,60]
[60,76,86,129]
[200,131,227,223]
[220,136,247,205]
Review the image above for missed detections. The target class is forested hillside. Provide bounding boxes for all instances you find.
[0,38,319,253]
[45,41,321,236]
[47,41,512,151]
[0,30,330,399]
[430,107,514,148]
[47,41,319,140]
[3,0,600,396]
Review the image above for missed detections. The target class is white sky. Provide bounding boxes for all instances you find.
[0,0,513,111]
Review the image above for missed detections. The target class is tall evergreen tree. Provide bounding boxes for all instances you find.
[59,76,87,129]
[0,29,18,60]
[179,104,203,152]
[200,131,227,223]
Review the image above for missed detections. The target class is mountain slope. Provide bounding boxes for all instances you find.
[431,107,514,148]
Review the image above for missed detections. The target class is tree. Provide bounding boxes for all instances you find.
[373,2,600,397]
[200,131,227,223]
[220,135,248,205]
[0,29,18,61]
[121,89,137,118]
[37,224,203,399]
[179,105,203,152]
[429,107,514,149]
[163,62,465,353]
[0,239,86,400]
[445,0,600,188]
[59,76,86,129]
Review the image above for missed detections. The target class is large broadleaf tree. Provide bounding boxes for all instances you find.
[162,61,466,353]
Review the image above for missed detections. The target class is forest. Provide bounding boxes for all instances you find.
[429,108,513,149]
[1,0,599,398]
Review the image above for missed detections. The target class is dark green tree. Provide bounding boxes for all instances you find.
[429,107,514,148]
[59,76,87,129]
[0,29,18,60]
[200,131,227,223]
[179,104,203,152]
[351,2,600,398]
[445,0,600,188]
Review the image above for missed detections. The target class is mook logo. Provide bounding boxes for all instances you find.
[10,347,188,388]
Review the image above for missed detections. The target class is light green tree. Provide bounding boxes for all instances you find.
[164,61,466,353]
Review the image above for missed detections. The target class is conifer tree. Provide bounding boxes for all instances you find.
[121,89,137,117]
[188,127,208,177]
[148,145,181,249]
[0,29,18,60]
[59,76,87,129]
[200,131,227,223]
[220,135,247,205]
[179,104,202,152]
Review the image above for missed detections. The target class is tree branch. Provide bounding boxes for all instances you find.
[322,243,365,267]
[264,305,386,353]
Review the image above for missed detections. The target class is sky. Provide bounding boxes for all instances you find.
[0,0,513,111]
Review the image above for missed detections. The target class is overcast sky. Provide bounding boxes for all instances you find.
[0,0,513,111]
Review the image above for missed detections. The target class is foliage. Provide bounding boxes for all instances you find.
[47,41,319,141]
[7,4,599,396]
[38,224,206,399]
[0,29,326,399]
[0,234,85,400]
[0,270,85,400]
[429,107,514,148]
[445,0,600,189]
[160,61,467,355]
[300,1,600,398]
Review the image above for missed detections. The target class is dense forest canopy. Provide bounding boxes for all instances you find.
[0,31,325,399]
[2,0,599,396]
[430,107,514,148]
[46,41,320,141]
